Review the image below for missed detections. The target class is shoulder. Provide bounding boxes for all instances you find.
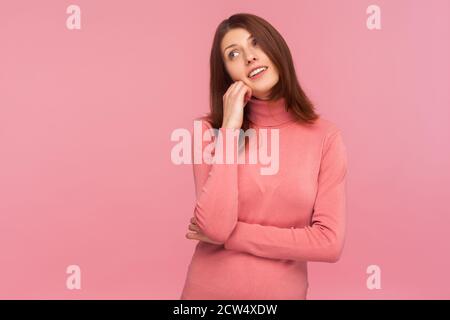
[297,116,346,158]
[310,116,341,136]
[298,116,343,143]
[312,118,347,165]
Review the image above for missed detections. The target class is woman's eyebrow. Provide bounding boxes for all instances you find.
[223,34,253,53]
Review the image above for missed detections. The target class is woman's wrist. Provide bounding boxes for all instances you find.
[221,122,241,130]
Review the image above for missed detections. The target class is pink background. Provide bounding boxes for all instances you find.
[0,0,449,299]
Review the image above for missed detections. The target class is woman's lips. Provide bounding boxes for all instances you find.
[249,67,267,80]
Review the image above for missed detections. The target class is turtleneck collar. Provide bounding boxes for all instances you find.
[246,96,298,127]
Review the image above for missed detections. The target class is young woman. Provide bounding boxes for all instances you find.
[181,13,348,300]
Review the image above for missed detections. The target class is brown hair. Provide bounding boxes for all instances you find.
[203,13,320,131]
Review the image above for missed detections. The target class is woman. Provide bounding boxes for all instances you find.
[180,13,348,300]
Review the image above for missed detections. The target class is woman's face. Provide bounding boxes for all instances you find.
[221,28,279,100]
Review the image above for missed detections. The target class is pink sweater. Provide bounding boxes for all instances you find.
[180,96,348,300]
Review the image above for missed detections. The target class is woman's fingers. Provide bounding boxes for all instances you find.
[188,223,200,232]
[186,232,198,240]
[186,231,204,241]
[186,220,202,239]
[223,81,238,99]
[238,83,252,104]
[186,228,222,245]
[230,81,251,102]
[224,80,244,100]
[225,81,251,108]
[230,80,244,96]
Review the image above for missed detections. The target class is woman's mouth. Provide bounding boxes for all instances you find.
[248,66,268,80]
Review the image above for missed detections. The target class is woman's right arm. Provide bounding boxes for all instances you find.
[190,120,240,243]
[190,81,252,243]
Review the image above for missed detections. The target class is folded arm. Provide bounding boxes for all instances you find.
[223,129,348,263]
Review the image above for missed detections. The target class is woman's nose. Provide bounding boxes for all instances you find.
[246,55,257,64]
[244,48,257,64]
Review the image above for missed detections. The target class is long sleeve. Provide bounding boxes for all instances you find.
[190,119,240,243]
[223,129,348,263]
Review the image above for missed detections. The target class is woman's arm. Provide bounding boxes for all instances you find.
[191,81,251,243]
[223,130,348,263]
[190,119,240,243]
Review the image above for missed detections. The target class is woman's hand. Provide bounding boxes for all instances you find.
[185,216,224,245]
[221,80,252,130]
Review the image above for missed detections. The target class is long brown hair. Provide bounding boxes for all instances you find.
[204,13,320,131]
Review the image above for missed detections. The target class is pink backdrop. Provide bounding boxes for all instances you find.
[0,0,449,299]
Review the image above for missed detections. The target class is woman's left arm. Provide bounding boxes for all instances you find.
[223,130,348,263]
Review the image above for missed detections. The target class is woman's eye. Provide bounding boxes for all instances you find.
[227,40,257,60]
[228,51,238,59]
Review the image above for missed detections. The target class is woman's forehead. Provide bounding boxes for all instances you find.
[221,28,252,50]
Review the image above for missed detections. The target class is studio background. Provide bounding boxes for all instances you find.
[0,0,449,299]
